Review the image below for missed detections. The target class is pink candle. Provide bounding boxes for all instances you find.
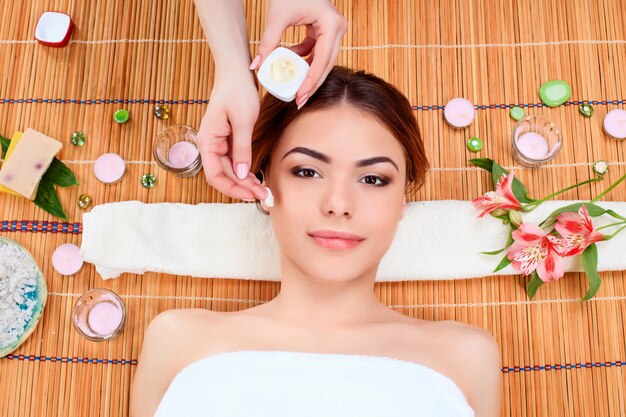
[168,141,199,168]
[88,301,123,336]
[94,153,125,184]
[444,98,476,128]
[516,132,549,160]
[52,243,84,275]
[603,109,626,140]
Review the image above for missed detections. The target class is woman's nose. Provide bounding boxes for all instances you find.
[321,181,354,218]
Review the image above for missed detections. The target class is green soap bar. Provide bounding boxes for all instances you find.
[510,106,526,121]
[114,109,130,124]
[539,80,571,107]
[466,137,483,152]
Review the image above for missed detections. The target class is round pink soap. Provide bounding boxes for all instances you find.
[87,301,123,335]
[603,109,626,140]
[52,243,84,276]
[94,153,126,184]
[444,98,476,128]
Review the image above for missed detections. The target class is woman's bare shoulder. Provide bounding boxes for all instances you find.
[434,320,502,414]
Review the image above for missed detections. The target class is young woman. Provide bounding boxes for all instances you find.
[130,67,502,417]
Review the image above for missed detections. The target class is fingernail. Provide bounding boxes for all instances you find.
[249,55,261,70]
[236,163,249,180]
[296,94,309,110]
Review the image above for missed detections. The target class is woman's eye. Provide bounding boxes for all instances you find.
[292,167,320,178]
[361,175,389,186]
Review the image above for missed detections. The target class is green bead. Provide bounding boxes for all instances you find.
[593,160,608,175]
[466,137,483,152]
[71,131,85,146]
[539,80,571,107]
[509,106,525,121]
[140,173,157,188]
[114,109,130,124]
[579,103,594,117]
[77,193,92,209]
[154,105,170,120]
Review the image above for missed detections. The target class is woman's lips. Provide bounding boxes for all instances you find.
[310,235,364,250]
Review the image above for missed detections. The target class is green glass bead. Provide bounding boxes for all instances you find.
[71,131,85,146]
[466,137,483,152]
[77,193,92,209]
[509,106,526,121]
[114,109,130,124]
[154,105,170,120]
[538,80,571,107]
[141,173,157,188]
[579,103,594,117]
[593,160,608,175]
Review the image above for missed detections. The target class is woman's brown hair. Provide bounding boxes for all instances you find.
[251,66,429,195]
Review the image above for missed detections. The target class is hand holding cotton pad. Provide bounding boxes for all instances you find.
[256,47,310,102]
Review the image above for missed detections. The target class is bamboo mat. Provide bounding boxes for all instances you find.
[1,0,626,416]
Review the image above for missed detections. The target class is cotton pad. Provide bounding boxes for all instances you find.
[256,47,310,102]
[264,187,274,208]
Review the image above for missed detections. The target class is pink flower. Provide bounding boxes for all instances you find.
[507,223,564,282]
[552,205,605,257]
[472,172,524,218]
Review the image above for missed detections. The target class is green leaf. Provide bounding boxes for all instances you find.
[480,228,514,255]
[0,135,9,158]
[469,158,536,204]
[540,203,608,227]
[493,253,512,273]
[492,162,506,187]
[526,271,544,300]
[43,158,79,187]
[468,157,494,172]
[33,180,68,220]
[580,243,601,301]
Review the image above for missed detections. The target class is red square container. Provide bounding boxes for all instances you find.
[34,12,73,47]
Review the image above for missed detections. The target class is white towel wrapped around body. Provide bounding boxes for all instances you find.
[80,200,626,281]
[154,350,475,417]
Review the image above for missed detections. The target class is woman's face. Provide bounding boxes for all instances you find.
[264,105,408,283]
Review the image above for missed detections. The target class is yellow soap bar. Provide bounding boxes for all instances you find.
[0,131,28,198]
[0,128,62,199]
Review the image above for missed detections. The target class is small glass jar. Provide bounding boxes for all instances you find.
[511,115,562,168]
[72,288,126,341]
[153,125,203,178]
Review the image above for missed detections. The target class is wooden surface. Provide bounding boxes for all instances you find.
[1,0,626,416]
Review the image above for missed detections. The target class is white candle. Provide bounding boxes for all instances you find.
[168,141,199,169]
[87,301,123,336]
[94,153,125,184]
[52,243,84,275]
[603,109,626,140]
[516,132,549,160]
[444,98,476,128]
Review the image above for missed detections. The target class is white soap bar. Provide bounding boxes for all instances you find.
[257,47,310,102]
[0,128,63,198]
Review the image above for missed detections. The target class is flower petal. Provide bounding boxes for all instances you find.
[512,223,546,245]
[536,250,564,282]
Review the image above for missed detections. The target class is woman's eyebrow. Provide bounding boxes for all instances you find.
[281,146,399,172]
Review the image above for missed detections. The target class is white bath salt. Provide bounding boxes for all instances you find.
[0,243,39,348]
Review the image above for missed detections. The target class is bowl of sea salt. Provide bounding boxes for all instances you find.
[0,237,47,358]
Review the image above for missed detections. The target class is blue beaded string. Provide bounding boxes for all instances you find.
[0,98,624,109]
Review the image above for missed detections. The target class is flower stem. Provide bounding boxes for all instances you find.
[523,177,604,212]
[596,221,626,231]
[591,173,626,203]
[605,224,626,240]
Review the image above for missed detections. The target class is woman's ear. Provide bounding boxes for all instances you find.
[400,195,407,221]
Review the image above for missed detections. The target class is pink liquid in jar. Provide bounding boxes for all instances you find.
[516,132,549,160]
[87,301,123,336]
[168,141,199,169]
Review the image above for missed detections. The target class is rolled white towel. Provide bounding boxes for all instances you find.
[80,200,626,281]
